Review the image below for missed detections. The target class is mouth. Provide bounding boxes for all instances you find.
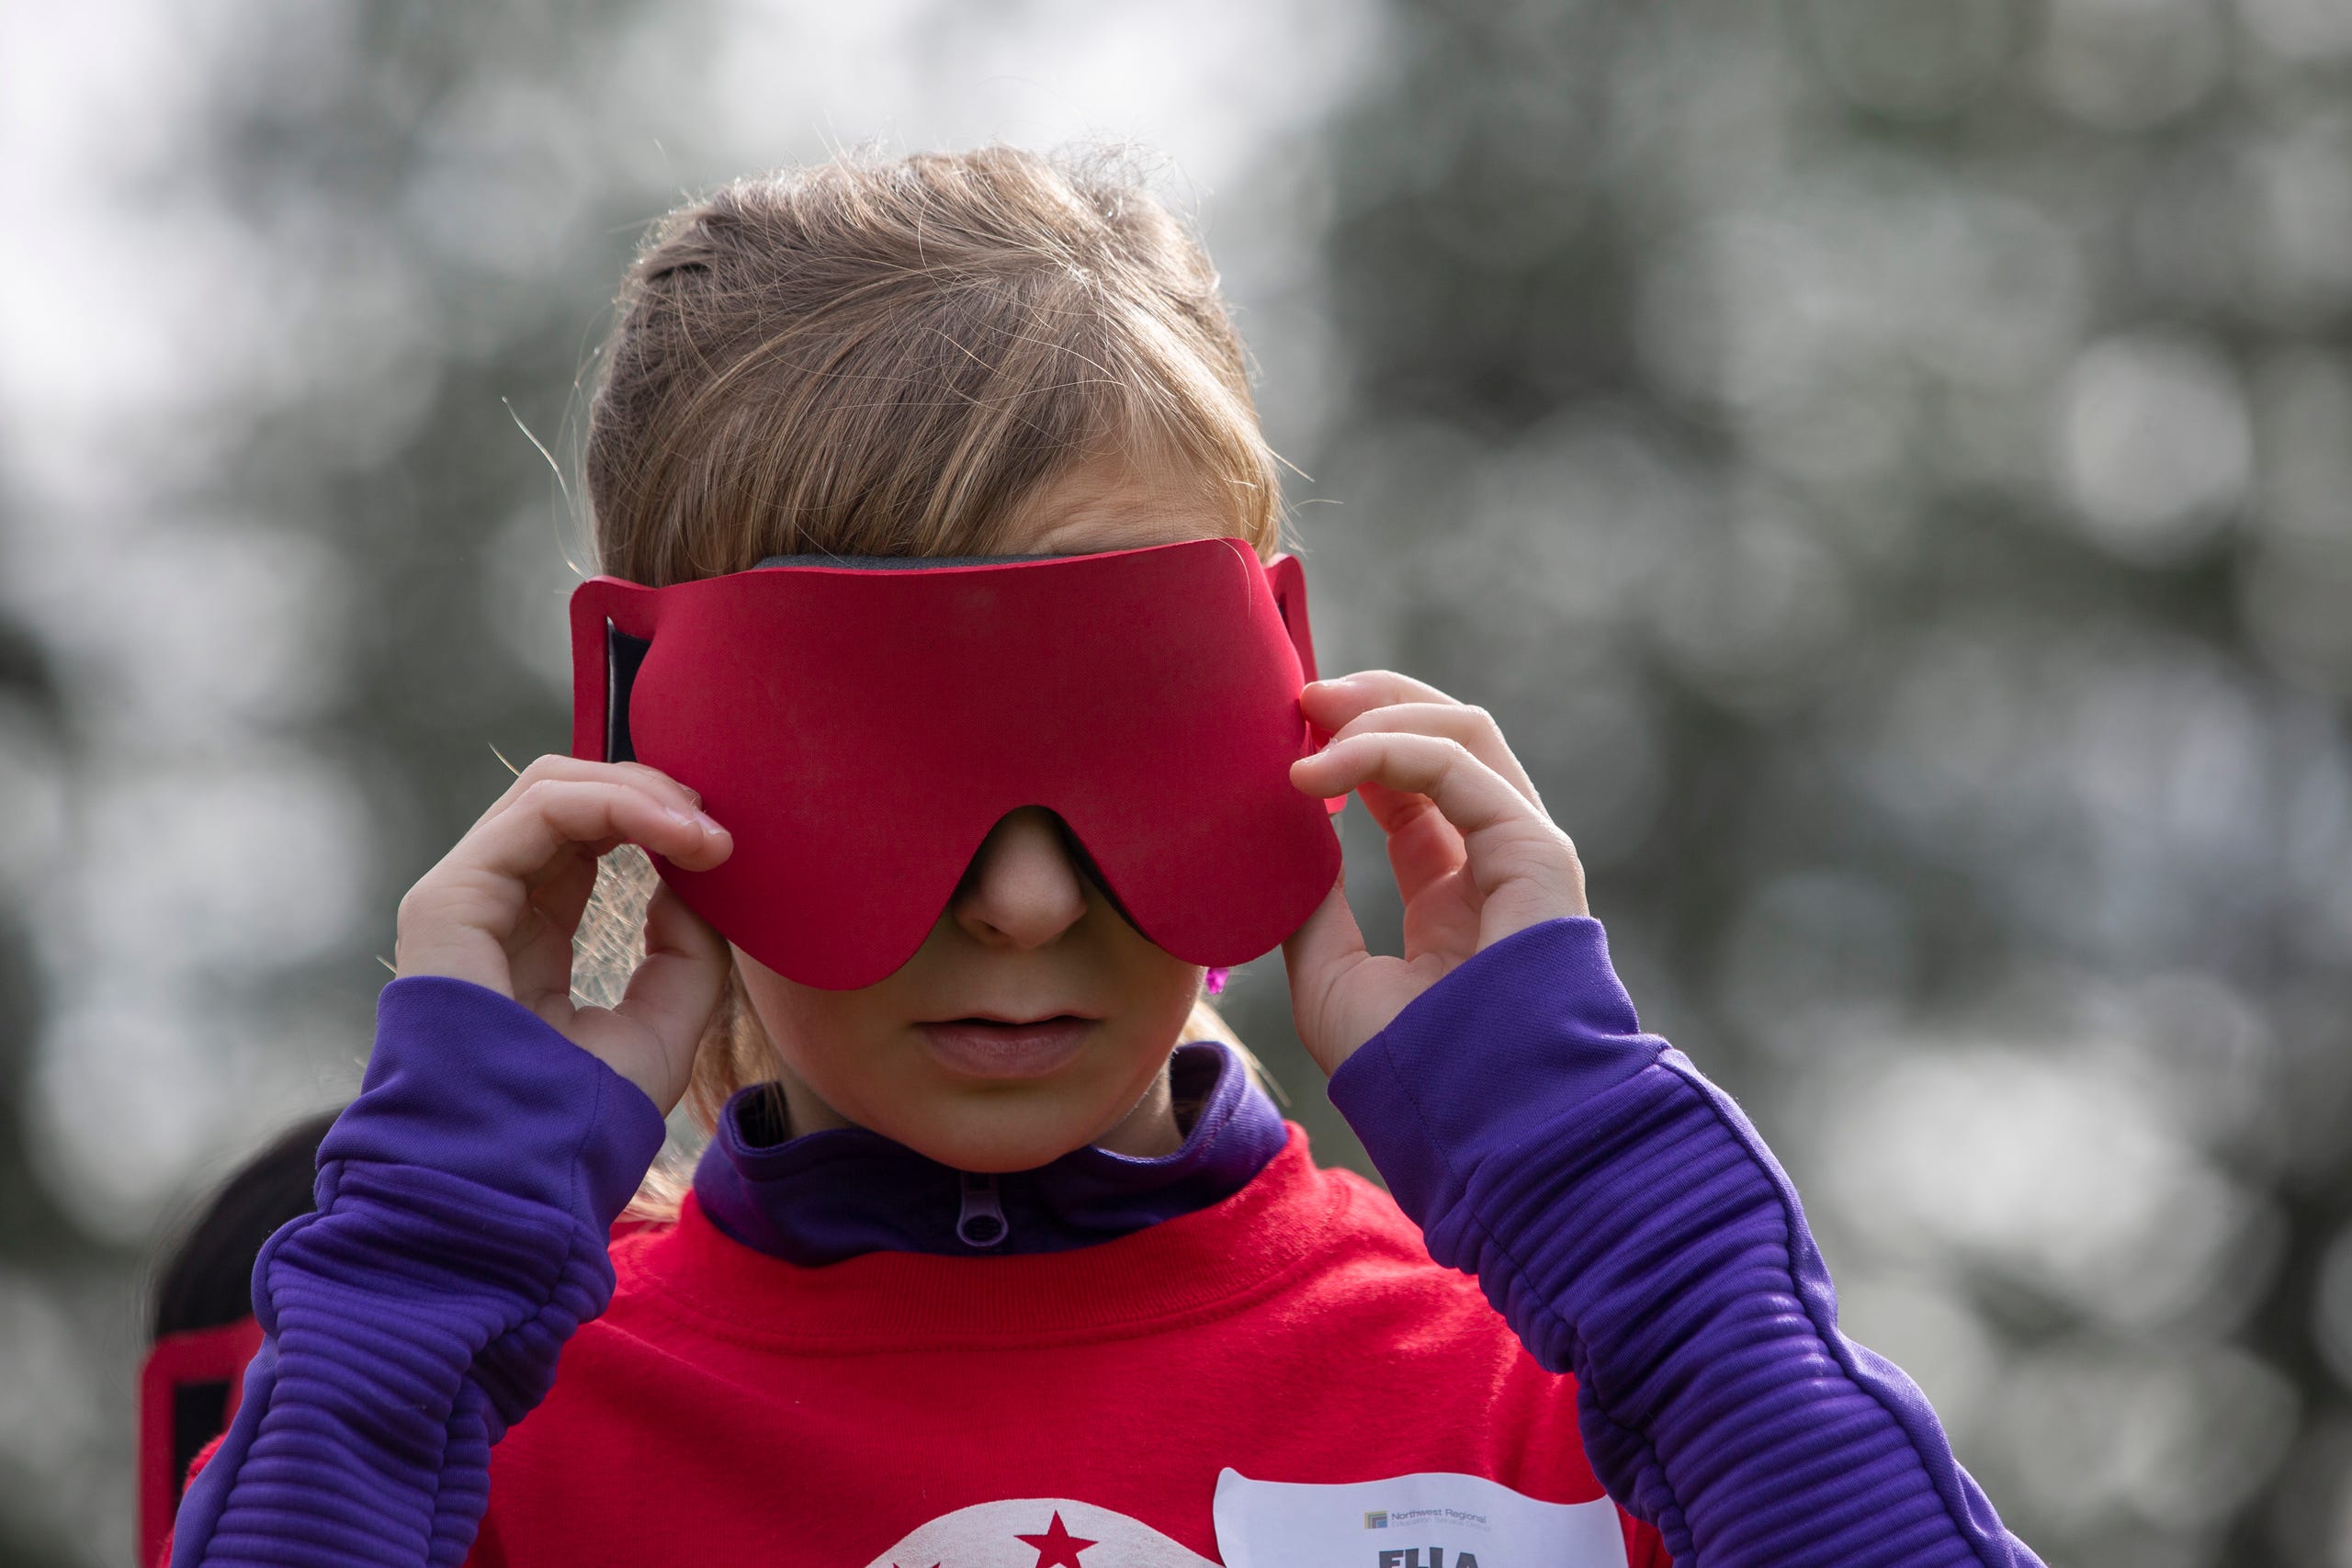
[916,1014,1096,1080]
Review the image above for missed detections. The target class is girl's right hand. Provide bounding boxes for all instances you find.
[393,756,735,1117]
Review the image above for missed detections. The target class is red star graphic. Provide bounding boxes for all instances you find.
[1014,1511,1097,1567]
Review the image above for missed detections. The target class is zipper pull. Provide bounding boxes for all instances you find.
[956,1171,1008,1249]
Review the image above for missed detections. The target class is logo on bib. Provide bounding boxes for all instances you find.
[1215,1470,1629,1568]
[861,1498,1217,1568]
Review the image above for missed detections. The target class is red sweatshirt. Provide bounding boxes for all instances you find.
[169,926,2039,1566]
[471,1133,1664,1566]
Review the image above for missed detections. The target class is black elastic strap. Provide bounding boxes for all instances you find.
[173,1382,232,1506]
[752,552,1058,570]
[605,626,650,764]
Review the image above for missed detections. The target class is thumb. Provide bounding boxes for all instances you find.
[1280,874,1372,1077]
[607,882,731,1112]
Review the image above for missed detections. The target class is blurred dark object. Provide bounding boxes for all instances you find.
[140,1111,338,1568]
[149,1111,337,1341]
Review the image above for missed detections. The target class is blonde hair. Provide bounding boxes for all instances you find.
[571,146,1290,1219]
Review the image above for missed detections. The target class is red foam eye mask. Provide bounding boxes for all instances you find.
[569,537,1344,989]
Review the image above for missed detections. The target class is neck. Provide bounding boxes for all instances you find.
[1095,1066,1184,1157]
[690,1040,1291,1267]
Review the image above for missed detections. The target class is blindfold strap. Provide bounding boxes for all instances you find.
[752,552,1059,569]
[568,544,1334,803]
[605,625,650,764]
[595,555,1062,766]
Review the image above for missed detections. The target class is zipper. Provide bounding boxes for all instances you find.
[956,1171,1009,1249]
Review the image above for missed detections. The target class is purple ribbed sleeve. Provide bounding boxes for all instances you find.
[1327,917,2042,1568]
[166,976,668,1568]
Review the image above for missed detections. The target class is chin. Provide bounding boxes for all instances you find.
[877,1089,1116,1174]
[901,1122,1098,1175]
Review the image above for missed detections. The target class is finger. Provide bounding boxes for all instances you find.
[399,783,724,992]
[1291,732,1579,905]
[610,883,731,1095]
[523,843,606,943]
[1324,701,1543,809]
[1279,877,1369,1072]
[501,840,615,994]
[1300,671,1467,729]
[519,837,621,897]
[470,755,707,833]
[1294,732,1530,841]
[1352,776,1453,839]
[465,779,732,886]
[474,757,705,836]
[503,897,586,1008]
[1281,874,1368,990]
[1368,784,1472,907]
[1279,875,1446,1076]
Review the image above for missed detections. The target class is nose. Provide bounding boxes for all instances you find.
[949,807,1090,951]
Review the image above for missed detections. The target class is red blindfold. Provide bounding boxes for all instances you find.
[569,538,1344,989]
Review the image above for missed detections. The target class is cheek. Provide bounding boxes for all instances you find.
[730,964,898,1095]
[1133,959,1205,1035]
[1117,933,1207,1015]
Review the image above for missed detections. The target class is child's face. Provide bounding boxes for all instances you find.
[728,453,1232,1172]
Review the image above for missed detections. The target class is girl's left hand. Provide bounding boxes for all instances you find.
[1282,670,1589,1077]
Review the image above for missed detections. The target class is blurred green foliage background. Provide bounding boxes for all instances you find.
[4,0,2350,1562]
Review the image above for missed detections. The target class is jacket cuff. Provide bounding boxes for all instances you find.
[1327,917,1668,1234]
[321,975,668,1233]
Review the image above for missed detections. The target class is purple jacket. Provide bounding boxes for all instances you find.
[166,916,2041,1566]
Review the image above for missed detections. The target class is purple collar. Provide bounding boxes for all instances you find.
[690,1041,1289,1266]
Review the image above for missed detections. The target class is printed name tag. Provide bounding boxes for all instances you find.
[1213,1469,1628,1568]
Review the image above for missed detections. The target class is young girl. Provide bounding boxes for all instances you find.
[161,146,2041,1567]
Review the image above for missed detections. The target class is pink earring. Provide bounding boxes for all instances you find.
[1204,967,1231,996]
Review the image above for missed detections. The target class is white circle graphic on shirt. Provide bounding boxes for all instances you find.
[862,1497,1217,1568]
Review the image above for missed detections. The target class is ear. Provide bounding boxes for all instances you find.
[1266,554,1317,684]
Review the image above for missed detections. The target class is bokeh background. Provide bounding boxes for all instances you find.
[5,0,2351,1562]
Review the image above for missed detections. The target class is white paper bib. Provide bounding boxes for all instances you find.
[1212,1469,1629,1568]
